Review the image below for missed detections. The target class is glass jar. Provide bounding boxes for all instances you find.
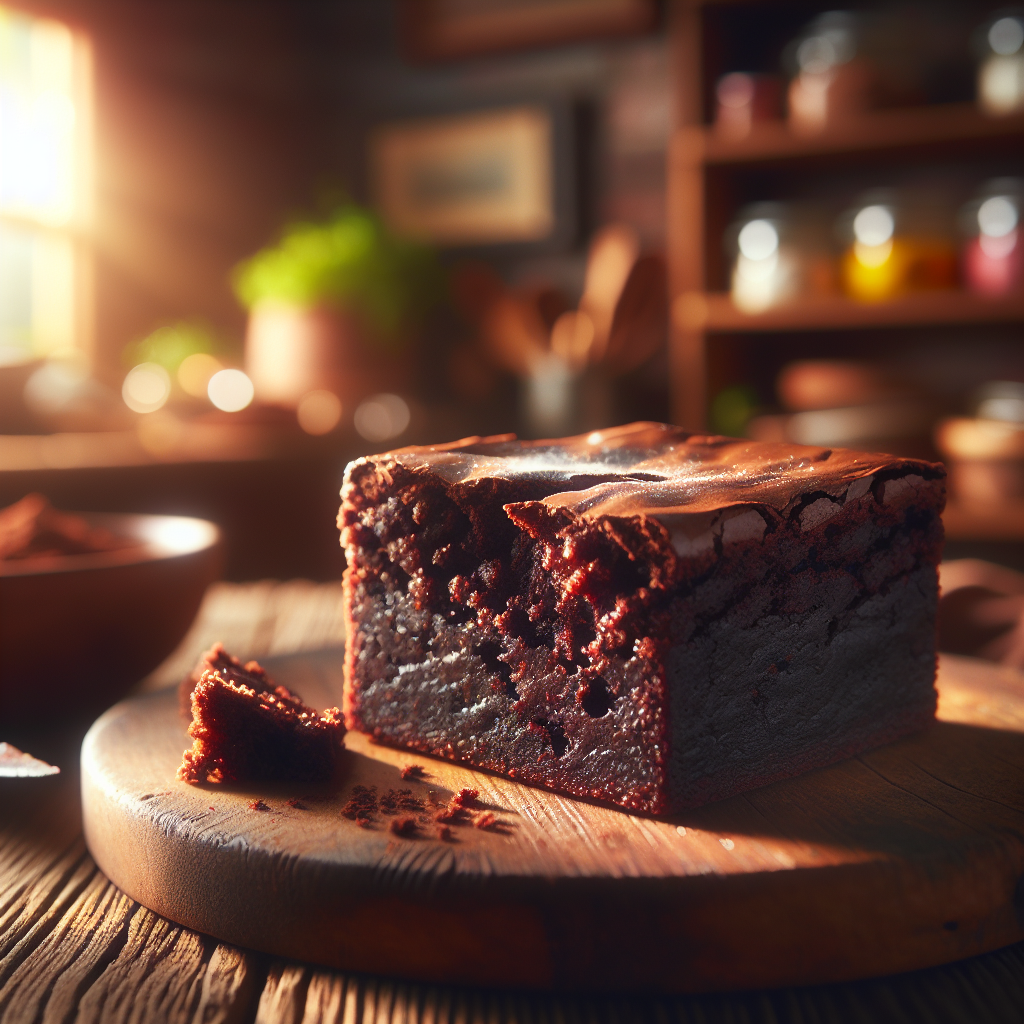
[727,203,834,313]
[960,179,1022,296]
[715,73,782,138]
[785,11,876,132]
[976,11,1024,116]
[838,191,957,302]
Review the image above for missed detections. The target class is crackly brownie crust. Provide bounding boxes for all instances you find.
[178,645,344,785]
[339,423,944,814]
[178,642,273,719]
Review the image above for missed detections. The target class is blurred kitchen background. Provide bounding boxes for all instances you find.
[1,0,1022,580]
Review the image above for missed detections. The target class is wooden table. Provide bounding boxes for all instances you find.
[2,582,1023,1024]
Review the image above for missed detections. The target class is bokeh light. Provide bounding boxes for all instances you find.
[977,196,1018,238]
[177,352,222,397]
[737,219,779,261]
[122,362,171,413]
[207,368,254,412]
[989,17,1024,57]
[354,393,410,443]
[852,205,894,247]
[296,390,342,435]
[24,358,87,416]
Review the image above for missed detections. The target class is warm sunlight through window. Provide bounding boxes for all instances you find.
[0,6,90,365]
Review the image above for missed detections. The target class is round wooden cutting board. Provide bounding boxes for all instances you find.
[81,651,1024,994]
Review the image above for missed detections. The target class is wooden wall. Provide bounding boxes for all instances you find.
[12,0,342,383]
[10,1,669,385]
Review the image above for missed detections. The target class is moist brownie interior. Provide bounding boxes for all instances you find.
[339,423,944,814]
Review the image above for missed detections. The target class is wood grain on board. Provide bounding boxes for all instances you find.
[82,650,1024,994]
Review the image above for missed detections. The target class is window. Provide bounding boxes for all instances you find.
[0,5,90,366]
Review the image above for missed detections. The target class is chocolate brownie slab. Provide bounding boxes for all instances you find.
[339,423,944,815]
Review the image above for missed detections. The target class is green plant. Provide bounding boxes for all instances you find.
[232,206,442,344]
[124,321,221,372]
[710,384,760,438]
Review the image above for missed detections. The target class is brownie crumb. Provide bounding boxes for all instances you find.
[380,787,424,815]
[434,801,462,823]
[342,784,378,821]
[356,817,372,829]
[454,787,479,807]
[389,816,417,836]
[437,824,453,842]
[249,799,270,812]
[473,811,497,830]
[435,787,480,823]
[286,798,307,809]
[401,763,425,779]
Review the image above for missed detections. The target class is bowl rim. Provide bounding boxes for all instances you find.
[0,511,222,579]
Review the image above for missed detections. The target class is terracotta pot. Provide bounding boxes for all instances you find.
[245,301,413,410]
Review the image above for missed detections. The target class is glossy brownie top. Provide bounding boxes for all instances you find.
[355,422,944,519]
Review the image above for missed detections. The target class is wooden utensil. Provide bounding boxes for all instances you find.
[603,253,667,375]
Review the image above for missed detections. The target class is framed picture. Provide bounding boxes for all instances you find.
[370,104,574,250]
[399,0,658,62]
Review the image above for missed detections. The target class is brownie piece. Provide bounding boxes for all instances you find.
[339,423,944,815]
[177,645,345,785]
[0,493,135,560]
[177,642,273,719]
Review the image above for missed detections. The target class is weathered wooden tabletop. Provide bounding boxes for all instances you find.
[2,580,1023,1024]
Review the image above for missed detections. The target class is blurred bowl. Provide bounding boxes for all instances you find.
[1,513,223,722]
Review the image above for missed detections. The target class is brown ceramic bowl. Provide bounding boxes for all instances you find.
[0,513,223,722]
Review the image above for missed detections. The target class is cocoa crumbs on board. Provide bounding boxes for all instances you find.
[341,784,377,820]
[340,778,499,839]
[435,787,480,823]
[400,764,425,779]
[248,799,270,812]
[379,787,424,815]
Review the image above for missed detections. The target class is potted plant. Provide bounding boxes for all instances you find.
[233,205,441,410]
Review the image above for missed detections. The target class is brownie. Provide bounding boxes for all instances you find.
[0,493,135,560]
[178,644,345,785]
[339,423,945,815]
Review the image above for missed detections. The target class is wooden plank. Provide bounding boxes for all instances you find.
[81,652,1024,994]
[679,104,1024,168]
[694,291,1024,334]
[0,869,135,1022]
[139,580,347,693]
[76,907,260,1024]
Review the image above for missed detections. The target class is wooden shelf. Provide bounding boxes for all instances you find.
[684,290,1024,334]
[677,104,1024,169]
[666,5,1024,431]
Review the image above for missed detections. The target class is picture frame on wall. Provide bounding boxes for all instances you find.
[399,0,658,63]
[370,103,576,253]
